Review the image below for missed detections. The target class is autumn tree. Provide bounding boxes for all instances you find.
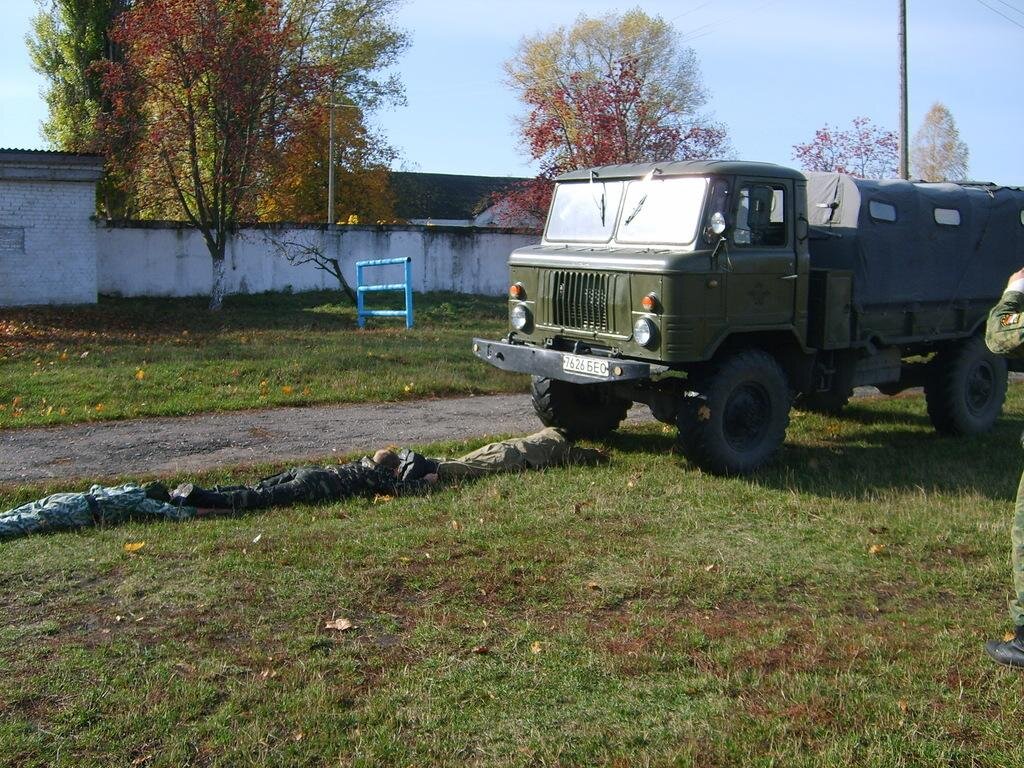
[911,102,969,182]
[259,102,397,223]
[792,117,899,179]
[499,10,730,220]
[99,0,329,310]
[27,0,133,216]
[263,0,407,221]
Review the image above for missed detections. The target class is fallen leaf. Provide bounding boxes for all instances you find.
[450,519,461,530]
[704,564,718,572]
[586,581,602,591]
[11,396,21,407]
[123,541,145,554]
[252,534,263,544]
[897,699,908,713]
[1005,631,1016,642]
[697,405,712,421]
[301,386,312,396]
[292,731,304,742]
[868,544,886,555]
[403,384,412,393]
[530,641,543,655]
[325,617,356,632]
[281,385,294,395]
[135,369,146,381]
[95,403,105,412]
[472,645,490,655]
[372,494,393,504]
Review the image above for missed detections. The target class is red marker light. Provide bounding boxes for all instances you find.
[510,283,525,300]
[641,293,658,311]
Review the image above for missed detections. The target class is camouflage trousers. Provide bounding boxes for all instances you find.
[1011,470,1024,626]
[436,427,605,481]
[192,467,350,511]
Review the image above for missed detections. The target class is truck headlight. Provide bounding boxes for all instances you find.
[511,302,532,331]
[633,316,658,348]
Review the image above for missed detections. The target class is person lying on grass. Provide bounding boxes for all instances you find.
[1,428,606,540]
[172,427,606,512]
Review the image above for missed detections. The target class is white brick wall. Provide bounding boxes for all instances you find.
[0,158,101,307]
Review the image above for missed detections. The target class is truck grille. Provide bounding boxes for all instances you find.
[549,270,610,332]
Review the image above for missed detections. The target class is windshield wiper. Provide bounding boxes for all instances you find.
[589,170,606,226]
[624,194,647,225]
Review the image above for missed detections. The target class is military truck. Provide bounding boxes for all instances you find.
[472,160,1024,474]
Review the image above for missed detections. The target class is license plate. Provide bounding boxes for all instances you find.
[561,353,609,378]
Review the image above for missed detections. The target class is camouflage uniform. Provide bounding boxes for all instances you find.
[436,427,606,481]
[0,484,195,541]
[986,287,1024,626]
[183,457,430,511]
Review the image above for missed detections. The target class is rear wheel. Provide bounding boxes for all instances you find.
[925,335,1007,436]
[677,350,791,475]
[531,376,630,439]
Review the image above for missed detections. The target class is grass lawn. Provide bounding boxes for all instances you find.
[4,389,1024,766]
[0,291,523,429]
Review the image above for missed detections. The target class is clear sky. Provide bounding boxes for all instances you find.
[2,0,1022,183]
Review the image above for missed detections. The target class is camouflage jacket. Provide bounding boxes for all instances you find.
[0,484,196,541]
[986,290,1024,357]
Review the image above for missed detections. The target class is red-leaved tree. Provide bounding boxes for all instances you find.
[498,59,729,224]
[497,11,729,225]
[792,116,899,179]
[99,0,327,309]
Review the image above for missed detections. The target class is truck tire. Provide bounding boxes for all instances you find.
[676,350,791,475]
[531,376,630,439]
[925,335,1008,436]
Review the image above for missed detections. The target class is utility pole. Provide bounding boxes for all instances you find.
[898,0,909,179]
[327,99,336,226]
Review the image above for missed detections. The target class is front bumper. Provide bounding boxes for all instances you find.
[472,338,664,385]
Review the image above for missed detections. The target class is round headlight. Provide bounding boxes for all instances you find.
[633,316,657,348]
[710,211,727,235]
[511,302,531,331]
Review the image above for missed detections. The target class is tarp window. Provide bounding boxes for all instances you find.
[934,208,961,226]
[869,200,896,222]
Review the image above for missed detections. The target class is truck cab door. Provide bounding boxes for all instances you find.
[724,178,797,328]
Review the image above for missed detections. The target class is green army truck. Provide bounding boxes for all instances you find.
[472,160,1024,475]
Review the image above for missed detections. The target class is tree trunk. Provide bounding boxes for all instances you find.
[209,250,227,311]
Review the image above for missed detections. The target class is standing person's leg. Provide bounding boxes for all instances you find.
[986,469,1024,667]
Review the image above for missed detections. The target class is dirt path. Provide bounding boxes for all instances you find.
[0,394,655,484]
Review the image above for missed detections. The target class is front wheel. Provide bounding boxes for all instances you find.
[531,377,630,439]
[676,350,791,475]
[925,335,1007,436]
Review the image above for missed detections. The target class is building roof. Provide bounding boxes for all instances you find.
[0,149,104,182]
[390,171,528,221]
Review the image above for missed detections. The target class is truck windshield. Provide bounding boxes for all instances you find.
[616,176,709,245]
[545,180,625,242]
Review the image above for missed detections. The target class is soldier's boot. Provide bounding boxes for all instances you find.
[170,483,195,502]
[985,625,1024,668]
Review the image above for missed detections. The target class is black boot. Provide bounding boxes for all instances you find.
[985,625,1024,668]
[143,481,171,502]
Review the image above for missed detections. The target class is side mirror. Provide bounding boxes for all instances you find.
[796,215,809,242]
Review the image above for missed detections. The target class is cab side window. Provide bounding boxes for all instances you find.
[734,184,786,247]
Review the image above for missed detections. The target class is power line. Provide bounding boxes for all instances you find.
[994,0,1024,19]
[975,0,1024,29]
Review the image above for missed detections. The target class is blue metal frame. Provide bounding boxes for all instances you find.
[356,256,414,328]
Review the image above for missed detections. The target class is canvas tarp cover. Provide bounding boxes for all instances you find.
[804,172,1024,309]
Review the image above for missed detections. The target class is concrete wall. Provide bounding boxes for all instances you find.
[0,178,100,307]
[97,223,539,298]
